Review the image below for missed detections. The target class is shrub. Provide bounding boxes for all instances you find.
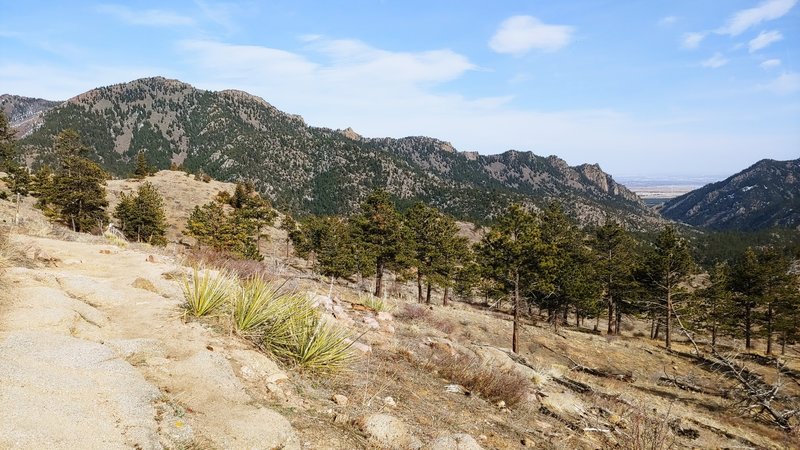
[395,303,431,321]
[361,294,393,312]
[427,351,531,408]
[233,276,281,333]
[276,314,355,373]
[181,266,235,317]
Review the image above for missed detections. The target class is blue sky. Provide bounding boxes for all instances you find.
[1,1,798,177]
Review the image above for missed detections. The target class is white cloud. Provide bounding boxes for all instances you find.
[760,58,782,69]
[659,16,679,26]
[758,72,800,94]
[748,30,783,52]
[97,4,195,27]
[681,32,707,49]
[702,53,729,68]
[489,15,574,55]
[718,0,797,35]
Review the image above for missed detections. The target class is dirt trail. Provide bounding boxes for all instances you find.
[0,235,299,449]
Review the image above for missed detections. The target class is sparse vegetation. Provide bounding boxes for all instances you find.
[232,276,285,333]
[181,266,235,317]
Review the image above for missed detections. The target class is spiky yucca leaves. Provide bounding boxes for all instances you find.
[361,293,393,312]
[257,293,316,354]
[233,277,285,333]
[181,266,235,317]
[278,315,355,373]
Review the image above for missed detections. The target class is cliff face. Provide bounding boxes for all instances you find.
[661,158,800,230]
[12,77,659,227]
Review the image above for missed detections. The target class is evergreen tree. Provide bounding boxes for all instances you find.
[477,204,541,353]
[645,226,695,349]
[186,202,260,260]
[49,129,109,233]
[279,214,298,258]
[696,262,734,348]
[0,111,30,196]
[113,181,168,246]
[729,247,764,350]
[351,190,412,298]
[133,151,152,179]
[314,216,358,280]
[590,219,638,335]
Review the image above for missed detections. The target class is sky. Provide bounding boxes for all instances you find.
[1,1,799,178]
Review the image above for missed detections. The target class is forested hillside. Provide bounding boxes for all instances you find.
[10,77,660,228]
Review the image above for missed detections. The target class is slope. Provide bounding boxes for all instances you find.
[12,77,661,228]
[661,158,800,230]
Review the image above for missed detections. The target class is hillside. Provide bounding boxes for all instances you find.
[0,94,62,138]
[1,197,797,449]
[661,158,800,231]
[9,77,660,228]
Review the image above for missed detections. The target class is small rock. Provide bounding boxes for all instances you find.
[99,249,112,254]
[265,372,288,384]
[495,400,506,409]
[146,255,159,263]
[363,317,380,330]
[266,382,283,394]
[350,341,372,354]
[355,414,422,450]
[333,413,350,424]
[425,433,484,450]
[382,324,396,334]
[383,396,397,407]
[377,311,393,322]
[131,277,158,293]
[521,437,533,447]
[332,394,349,406]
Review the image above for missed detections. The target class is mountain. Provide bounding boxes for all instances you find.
[10,77,659,227]
[0,94,62,138]
[661,158,800,231]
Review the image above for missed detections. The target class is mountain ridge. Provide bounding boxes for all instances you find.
[9,76,660,227]
[661,158,800,230]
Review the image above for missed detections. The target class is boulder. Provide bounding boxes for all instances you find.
[355,414,422,450]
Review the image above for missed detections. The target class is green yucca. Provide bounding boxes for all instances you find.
[278,315,355,373]
[181,266,234,317]
[361,293,392,312]
[233,276,284,333]
[258,293,316,353]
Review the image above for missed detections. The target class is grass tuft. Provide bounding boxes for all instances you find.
[361,293,393,312]
[181,266,235,317]
[233,276,283,333]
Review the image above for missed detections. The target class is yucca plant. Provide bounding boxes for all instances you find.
[361,293,393,312]
[234,277,285,333]
[277,315,355,373]
[181,266,235,317]
[258,293,316,353]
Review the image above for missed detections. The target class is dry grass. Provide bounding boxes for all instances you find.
[425,349,532,408]
[395,303,431,321]
[184,247,271,280]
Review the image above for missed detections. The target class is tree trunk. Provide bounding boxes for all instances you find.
[665,284,672,349]
[615,307,622,335]
[781,331,787,355]
[374,259,384,298]
[442,286,450,307]
[416,272,424,303]
[745,303,752,350]
[512,270,520,353]
[607,295,615,335]
[425,283,432,305]
[766,302,773,355]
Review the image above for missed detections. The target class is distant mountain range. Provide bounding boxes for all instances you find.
[4,77,661,228]
[661,158,800,231]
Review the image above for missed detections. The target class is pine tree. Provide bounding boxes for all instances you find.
[186,202,261,260]
[729,247,763,350]
[645,226,695,349]
[114,181,168,246]
[133,151,151,179]
[279,214,298,258]
[590,219,638,335]
[476,204,540,353]
[314,216,358,280]
[696,262,734,348]
[49,129,109,233]
[351,190,412,298]
[0,111,30,196]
